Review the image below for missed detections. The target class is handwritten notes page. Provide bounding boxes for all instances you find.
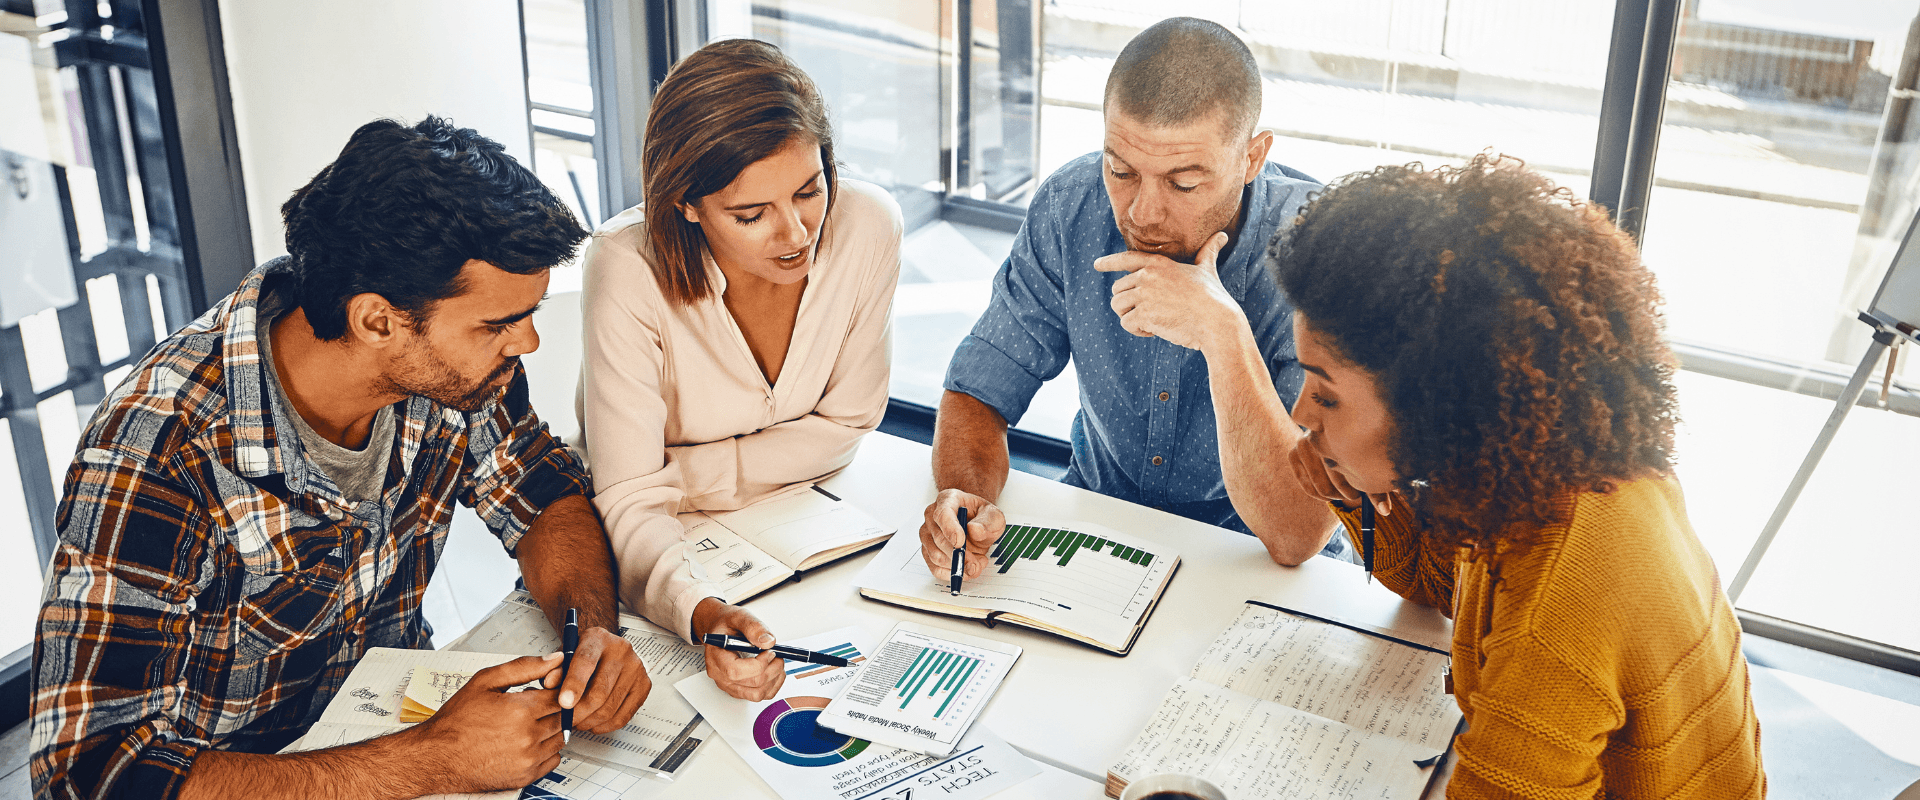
[1107,603,1461,799]
[1110,678,1433,799]
[1191,604,1460,753]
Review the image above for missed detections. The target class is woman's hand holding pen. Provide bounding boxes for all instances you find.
[692,598,786,701]
[919,488,1005,583]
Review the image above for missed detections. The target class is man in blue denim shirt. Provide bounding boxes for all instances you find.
[918,18,1353,580]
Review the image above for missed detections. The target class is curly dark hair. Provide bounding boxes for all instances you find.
[1269,154,1680,552]
[282,116,588,340]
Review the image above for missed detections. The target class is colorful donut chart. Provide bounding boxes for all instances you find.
[751,696,871,767]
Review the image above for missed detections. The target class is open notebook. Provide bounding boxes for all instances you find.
[684,484,894,603]
[1107,602,1462,798]
[852,518,1179,655]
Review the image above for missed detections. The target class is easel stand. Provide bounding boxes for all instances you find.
[1726,311,1912,603]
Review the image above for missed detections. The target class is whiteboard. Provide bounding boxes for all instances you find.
[1870,206,1920,335]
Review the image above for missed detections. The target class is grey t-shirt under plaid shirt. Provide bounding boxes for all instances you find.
[254,284,394,505]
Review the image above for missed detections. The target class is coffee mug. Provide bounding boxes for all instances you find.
[1118,773,1229,800]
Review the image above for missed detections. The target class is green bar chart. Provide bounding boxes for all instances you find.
[892,647,982,718]
[825,624,1021,753]
[990,524,1155,573]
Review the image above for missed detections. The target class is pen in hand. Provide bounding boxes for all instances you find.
[702,634,854,667]
[949,507,968,596]
[561,608,578,744]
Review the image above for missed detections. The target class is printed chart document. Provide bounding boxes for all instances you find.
[676,627,1040,800]
[684,484,894,604]
[853,517,1179,655]
[1106,602,1462,799]
[817,622,1021,756]
[446,590,714,780]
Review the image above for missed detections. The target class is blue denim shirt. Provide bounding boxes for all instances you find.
[945,152,1323,536]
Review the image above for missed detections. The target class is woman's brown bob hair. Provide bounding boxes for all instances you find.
[642,39,837,305]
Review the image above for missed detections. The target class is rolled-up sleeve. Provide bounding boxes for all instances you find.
[33,446,211,800]
[457,365,593,555]
[943,185,1072,427]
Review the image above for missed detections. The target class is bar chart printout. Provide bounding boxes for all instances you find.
[820,622,1022,756]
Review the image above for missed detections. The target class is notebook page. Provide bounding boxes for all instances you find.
[1109,677,1433,800]
[708,487,891,567]
[682,512,791,600]
[1190,603,1459,753]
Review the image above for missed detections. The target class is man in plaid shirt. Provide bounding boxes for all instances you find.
[31,118,654,799]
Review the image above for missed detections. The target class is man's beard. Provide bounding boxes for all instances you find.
[380,346,518,413]
[1117,190,1243,262]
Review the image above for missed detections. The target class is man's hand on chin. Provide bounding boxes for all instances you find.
[1096,232,1244,352]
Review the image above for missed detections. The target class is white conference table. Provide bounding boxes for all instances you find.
[452,431,1457,799]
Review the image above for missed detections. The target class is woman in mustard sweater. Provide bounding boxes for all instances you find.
[1269,155,1765,797]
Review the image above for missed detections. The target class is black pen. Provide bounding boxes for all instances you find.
[949,507,968,596]
[701,634,853,667]
[561,608,578,744]
[1360,497,1376,583]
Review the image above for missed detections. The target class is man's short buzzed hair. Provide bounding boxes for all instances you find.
[1104,17,1262,140]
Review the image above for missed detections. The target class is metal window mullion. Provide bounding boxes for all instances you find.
[585,0,663,218]
[74,62,140,249]
[1590,0,1649,218]
[0,326,61,567]
[142,0,257,313]
[1613,0,1683,242]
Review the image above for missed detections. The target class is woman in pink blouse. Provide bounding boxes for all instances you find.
[576,39,901,699]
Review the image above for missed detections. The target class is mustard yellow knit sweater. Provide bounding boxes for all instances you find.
[1335,477,1765,799]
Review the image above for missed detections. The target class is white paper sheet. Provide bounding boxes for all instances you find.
[448,591,713,776]
[817,622,1021,755]
[1191,604,1460,752]
[676,627,1039,800]
[1110,677,1435,800]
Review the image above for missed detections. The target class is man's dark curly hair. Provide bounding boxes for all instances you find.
[1270,154,1680,552]
[281,117,588,340]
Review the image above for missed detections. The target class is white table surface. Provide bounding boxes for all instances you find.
[444,431,1455,799]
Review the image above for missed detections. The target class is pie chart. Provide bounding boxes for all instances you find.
[752,696,871,767]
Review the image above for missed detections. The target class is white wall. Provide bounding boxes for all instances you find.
[220,0,532,264]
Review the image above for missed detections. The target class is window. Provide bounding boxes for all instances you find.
[546,0,1920,664]
[1639,0,1920,651]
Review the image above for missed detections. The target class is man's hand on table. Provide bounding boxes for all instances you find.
[919,488,1006,582]
[405,653,568,792]
[551,624,651,734]
[692,597,787,701]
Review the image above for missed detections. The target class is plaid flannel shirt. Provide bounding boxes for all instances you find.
[30,260,591,800]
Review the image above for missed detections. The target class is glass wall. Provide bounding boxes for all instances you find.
[708,0,946,226]
[1638,0,1920,651]
[526,0,1920,658]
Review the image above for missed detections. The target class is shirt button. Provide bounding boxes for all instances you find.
[1151,456,1164,466]
[1158,391,1170,401]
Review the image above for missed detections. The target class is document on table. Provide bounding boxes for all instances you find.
[447,591,713,778]
[1113,677,1436,799]
[284,646,665,800]
[676,626,1039,800]
[818,622,1021,756]
[1191,601,1459,751]
[1107,603,1461,799]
